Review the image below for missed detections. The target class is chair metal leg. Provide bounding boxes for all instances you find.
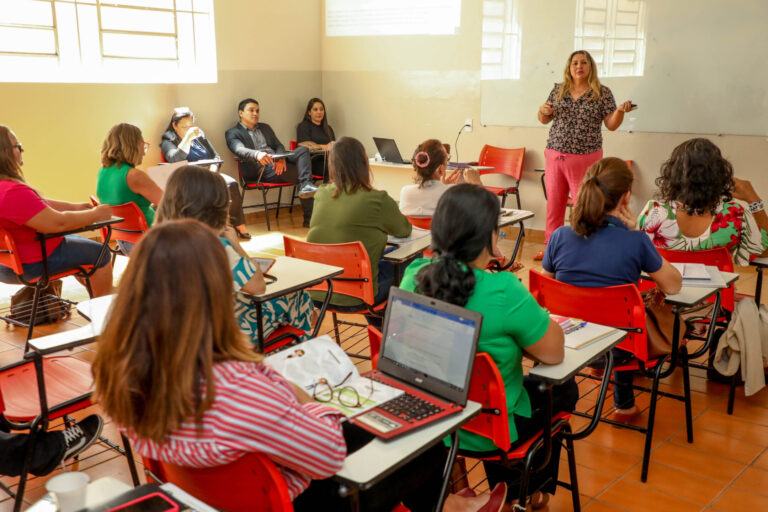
[641,361,665,482]
[332,312,341,344]
[84,276,94,299]
[289,186,296,214]
[540,172,548,200]
[261,188,271,231]
[680,345,694,443]
[121,433,141,487]
[24,285,42,343]
[500,193,507,209]
[565,430,581,512]
[727,373,737,414]
[276,187,283,219]
[515,191,522,210]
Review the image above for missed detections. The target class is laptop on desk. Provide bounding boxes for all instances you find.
[350,288,482,439]
[373,137,410,164]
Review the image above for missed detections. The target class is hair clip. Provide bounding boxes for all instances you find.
[414,151,430,168]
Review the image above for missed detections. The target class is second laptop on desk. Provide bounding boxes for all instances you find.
[267,288,482,440]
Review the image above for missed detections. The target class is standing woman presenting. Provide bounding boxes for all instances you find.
[535,50,636,260]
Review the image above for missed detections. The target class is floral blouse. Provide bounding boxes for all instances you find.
[638,200,768,266]
[545,83,616,154]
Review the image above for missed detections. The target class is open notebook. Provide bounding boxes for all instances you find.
[552,315,618,350]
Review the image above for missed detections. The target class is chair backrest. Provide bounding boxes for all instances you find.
[528,269,650,361]
[477,145,525,181]
[89,196,149,245]
[368,325,382,369]
[0,228,24,276]
[143,453,293,512]
[461,353,512,452]
[283,237,376,305]
[657,247,735,311]
[405,216,432,230]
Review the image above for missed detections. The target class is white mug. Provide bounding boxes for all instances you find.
[45,472,90,512]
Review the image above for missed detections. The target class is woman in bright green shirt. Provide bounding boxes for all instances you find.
[96,123,163,253]
[399,184,576,508]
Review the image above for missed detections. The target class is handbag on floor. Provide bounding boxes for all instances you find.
[9,280,70,325]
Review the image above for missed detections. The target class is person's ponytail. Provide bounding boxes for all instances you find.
[415,254,476,307]
[571,157,633,237]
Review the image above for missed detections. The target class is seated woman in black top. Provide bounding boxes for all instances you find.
[296,98,335,182]
[160,107,250,240]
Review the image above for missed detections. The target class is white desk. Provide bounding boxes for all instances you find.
[750,257,768,304]
[335,401,481,511]
[663,271,739,307]
[384,235,432,264]
[246,256,344,350]
[529,330,627,385]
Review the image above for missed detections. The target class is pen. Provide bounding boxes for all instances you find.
[563,322,587,334]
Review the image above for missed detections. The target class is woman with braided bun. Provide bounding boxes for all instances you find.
[541,157,681,420]
[400,184,575,509]
[399,139,482,217]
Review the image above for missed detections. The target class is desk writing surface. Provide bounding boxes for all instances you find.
[529,330,626,385]
[384,235,432,263]
[498,209,534,228]
[664,271,739,307]
[751,257,768,267]
[254,256,343,302]
[335,401,480,489]
[76,294,116,334]
[27,324,101,354]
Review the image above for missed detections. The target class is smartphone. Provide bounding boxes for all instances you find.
[252,257,276,274]
[108,492,179,512]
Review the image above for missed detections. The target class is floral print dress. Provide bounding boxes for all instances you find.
[638,200,768,266]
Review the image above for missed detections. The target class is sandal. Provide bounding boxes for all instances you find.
[533,249,545,261]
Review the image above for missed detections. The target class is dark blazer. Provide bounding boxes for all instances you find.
[225,122,286,181]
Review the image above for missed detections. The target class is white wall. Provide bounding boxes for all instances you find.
[321,1,768,230]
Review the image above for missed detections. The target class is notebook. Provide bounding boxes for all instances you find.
[671,264,727,288]
[552,315,618,350]
[350,287,483,439]
[373,137,410,164]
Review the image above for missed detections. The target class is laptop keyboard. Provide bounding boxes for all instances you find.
[379,392,445,423]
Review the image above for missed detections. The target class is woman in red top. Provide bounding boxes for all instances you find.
[0,126,113,296]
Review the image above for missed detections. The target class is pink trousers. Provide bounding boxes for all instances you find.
[544,148,603,242]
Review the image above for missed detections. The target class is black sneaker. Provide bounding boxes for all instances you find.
[62,415,104,461]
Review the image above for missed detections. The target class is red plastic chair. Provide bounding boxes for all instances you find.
[0,347,136,511]
[367,336,580,510]
[476,145,525,209]
[0,228,100,344]
[89,196,149,262]
[283,237,385,353]
[405,216,432,230]
[235,158,296,231]
[460,353,580,510]
[528,269,696,482]
[143,453,293,512]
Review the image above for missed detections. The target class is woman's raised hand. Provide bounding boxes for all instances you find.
[618,100,637,113]
[733,177,760,203]
[539,102,555,116]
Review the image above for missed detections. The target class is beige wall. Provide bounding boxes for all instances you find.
[2,0,322,202]
[321,1,768,231]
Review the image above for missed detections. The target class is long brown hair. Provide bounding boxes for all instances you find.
[302,98,335,141]
[101,123,144,168]
[572,157,633,237]
[329,136,372,198]
[0,126,24,182]
[411,139,448,187]
[555,50,603,103]
[156,165,229,230]
[92,220,261,442]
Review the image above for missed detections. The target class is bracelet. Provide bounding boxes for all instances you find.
[749,199,764,214]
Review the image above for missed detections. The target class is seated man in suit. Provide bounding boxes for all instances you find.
[225,98,317,227]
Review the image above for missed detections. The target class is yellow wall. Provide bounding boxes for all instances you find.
[321,1,768,231]
[2,0,322,202]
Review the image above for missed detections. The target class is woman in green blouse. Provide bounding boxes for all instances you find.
[400,184,576,509]
[307,136,411,325]
[96,123,163,253]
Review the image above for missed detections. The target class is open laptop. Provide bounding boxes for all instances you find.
[350,287,482,439]
[373,137,410,164]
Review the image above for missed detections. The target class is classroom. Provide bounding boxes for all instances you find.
[1,1,767,511]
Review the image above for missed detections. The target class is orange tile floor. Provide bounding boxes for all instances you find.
[1,211,767,511]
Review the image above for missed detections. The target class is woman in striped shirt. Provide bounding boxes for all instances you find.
[91,220,347,501]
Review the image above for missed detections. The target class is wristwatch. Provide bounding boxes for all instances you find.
[748,199,764,214]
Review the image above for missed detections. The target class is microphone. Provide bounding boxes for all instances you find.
[454,121,472,162]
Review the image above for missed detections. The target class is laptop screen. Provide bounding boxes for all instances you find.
[377,288,482,405]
